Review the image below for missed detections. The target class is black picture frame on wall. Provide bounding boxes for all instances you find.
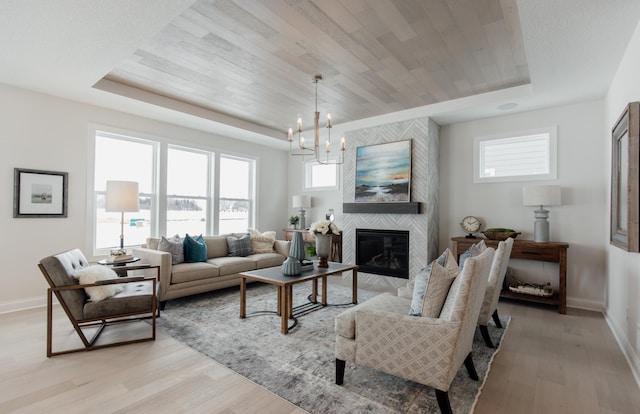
[13,168,68,218]
[610,102,639,252]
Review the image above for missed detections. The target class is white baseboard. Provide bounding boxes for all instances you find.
[0,295,48,314]
[604,312,640,391]
[567,296,604,312]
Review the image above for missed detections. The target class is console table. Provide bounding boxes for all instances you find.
[451,237,569,314]
[283,229,342,262]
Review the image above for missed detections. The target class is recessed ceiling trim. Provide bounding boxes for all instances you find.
[93,78,285,141]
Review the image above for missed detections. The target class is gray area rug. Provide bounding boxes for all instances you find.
[157,281,509,414]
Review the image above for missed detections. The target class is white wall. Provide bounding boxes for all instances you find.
[0,84,288,312]
[440,100,607,310]
[604,17,640,385]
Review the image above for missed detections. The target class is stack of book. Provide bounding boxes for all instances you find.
[300,260,314,272]
[110,253,134,263]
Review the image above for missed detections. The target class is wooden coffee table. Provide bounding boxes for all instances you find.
[239,262,358,334]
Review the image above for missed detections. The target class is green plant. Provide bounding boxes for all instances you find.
[288,215,299,225]
[305,244,316,257]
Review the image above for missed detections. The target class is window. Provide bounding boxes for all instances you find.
[473,126,557,183]
[304,161,339,190]
[167,146,210,237]
[219,155,254,234]
[91,127,256,255]
[94,132,155,253]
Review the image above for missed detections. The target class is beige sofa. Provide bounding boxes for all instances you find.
[133,235,289,306]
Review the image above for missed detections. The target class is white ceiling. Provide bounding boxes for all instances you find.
[1,0,639,149]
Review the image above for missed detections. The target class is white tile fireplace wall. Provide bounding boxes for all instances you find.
[342,117,440,290]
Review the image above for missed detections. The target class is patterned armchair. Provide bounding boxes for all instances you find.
[477,237,513,347]
[335,248,495,414]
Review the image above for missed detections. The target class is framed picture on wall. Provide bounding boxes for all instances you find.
[355,139,411,202]
[610,102,639,252]
[13,168,68,218]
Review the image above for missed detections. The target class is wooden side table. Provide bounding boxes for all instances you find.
[451,237,569,314]
[283,229,342,263]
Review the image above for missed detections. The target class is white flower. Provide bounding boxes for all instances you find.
[309,220,341,235]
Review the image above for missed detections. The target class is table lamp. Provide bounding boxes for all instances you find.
[523,185,561,242]
[105,180,139,249]
[292,195,310,230]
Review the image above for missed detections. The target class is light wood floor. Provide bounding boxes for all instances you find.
[1,295,638,413]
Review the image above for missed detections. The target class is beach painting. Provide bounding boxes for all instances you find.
[355,139,411,202]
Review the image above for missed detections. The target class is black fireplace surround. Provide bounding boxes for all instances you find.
[355,229,409,279]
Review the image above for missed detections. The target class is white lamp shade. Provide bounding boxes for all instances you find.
[105,181,140,212]
[523,185,561,206]
[292,195,310,208]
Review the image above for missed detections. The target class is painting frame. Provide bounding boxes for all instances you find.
[13,168,68,218]
[355,139,412,203]
[610,102,639,252]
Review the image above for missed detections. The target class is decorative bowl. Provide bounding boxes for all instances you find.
[482,230,521,241]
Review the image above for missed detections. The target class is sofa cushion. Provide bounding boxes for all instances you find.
[73,265,124,302]
[184,234,208,263]
[335,293,409,339]
[201,235,227,258]
[249,252,287,268]
[226,234,253,257]
[146,237,161,250]
[158,234,184,265]
[207,256,256,275]
[171,262,220,284]
[409,248,459,317]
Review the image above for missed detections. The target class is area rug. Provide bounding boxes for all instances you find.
[156,282,509,414]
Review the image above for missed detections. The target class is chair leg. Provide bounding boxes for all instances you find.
[464,353,479,381]
[435,390,453,414]
[336,358,346,385]
[492,309,503,328]
[479,325,495,348]
[160,301,167,311]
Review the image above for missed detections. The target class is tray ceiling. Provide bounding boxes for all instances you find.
[102,0,529,135]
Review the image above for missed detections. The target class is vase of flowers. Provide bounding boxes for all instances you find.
[309,220,340,268]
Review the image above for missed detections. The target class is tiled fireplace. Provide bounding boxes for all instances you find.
[342,117,440,290]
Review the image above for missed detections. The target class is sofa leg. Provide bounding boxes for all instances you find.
[159,301,167,311]
[492,309,503,328]
[435,389,453,414]
[464,353,479,381]
[336,358,345,385]
[480,325,495,348]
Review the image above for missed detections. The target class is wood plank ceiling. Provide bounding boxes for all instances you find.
[103,0,529,135]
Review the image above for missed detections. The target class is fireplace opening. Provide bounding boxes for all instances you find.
[356,229,409,279]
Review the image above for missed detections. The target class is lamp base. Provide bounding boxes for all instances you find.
[297,208,306,230]
[533,207,550,242]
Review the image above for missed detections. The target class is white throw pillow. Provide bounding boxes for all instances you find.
[459,240,487,269]
[73,265,124,302]
[409,248,459,317]
[247,228,276,253]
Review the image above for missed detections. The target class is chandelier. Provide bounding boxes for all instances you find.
[287,74,345,164]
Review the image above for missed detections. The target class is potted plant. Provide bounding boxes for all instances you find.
[288,215,299,229]
[305,244,316,259]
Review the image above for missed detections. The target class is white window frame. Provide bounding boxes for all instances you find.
[87,125,257,257]
[304,160,340,191]
[473,126,558,183]
[217,154,256,234]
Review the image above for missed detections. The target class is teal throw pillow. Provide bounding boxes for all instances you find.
[183,234,207,263]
